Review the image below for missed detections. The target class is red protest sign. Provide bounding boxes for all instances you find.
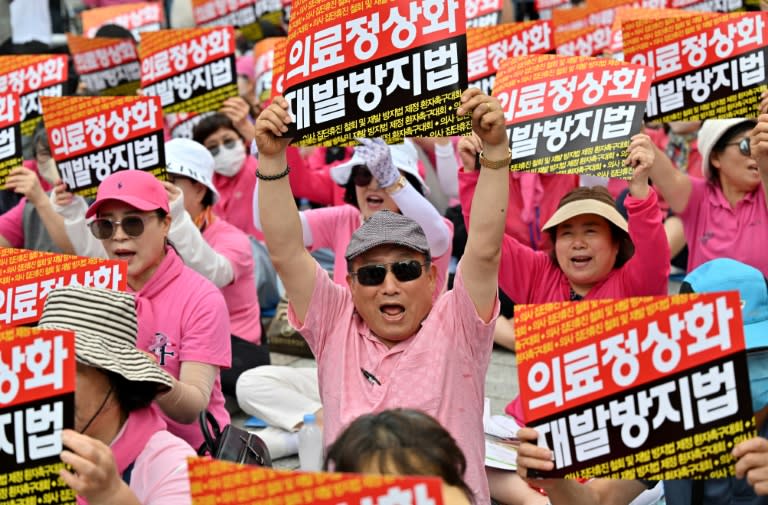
[254,37,283,102]
[494,54,652,178]
[623,12,768,122]
[0,327,77,505]
[0,93,22,188]
[188,458,446,505]
[68,34,141,97]
[467,22,554,96]
[466,0,504,28]
[140,26,238,114]
[81,2,164,39]
[41,95,165,198]
[165,111,214,139]
[283,0,471,145]
[271,37,287,98]
[0,55,68,137]
[515,293,755,480]
[0,249,128,329]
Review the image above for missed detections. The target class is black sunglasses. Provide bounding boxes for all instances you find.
[89,214,157,240]
[726,137,751,157]
[351,260,427,286]
[351,165,373,187]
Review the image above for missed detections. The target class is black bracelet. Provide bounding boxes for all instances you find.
[255,165,290,181]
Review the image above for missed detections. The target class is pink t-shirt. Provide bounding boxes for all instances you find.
[303,205,451,298]
[679,178,768,277]
[498,189,670,304]
[288,264,499,505]
[0,197,25,246]
[204,217,261,344]
[125,430,195,505]
[213,156,262,240]
[134,248,231,449]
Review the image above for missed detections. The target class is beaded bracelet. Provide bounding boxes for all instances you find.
[255,165,290,181]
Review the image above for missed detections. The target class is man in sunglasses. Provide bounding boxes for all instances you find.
[254,89,510,505]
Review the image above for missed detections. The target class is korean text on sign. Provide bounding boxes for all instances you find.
[494,54,651,178]
[624,12,768,121]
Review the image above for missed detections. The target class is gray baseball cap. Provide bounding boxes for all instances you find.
[345,211,430,261]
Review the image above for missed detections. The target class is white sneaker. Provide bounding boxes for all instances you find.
[250,426,299,460]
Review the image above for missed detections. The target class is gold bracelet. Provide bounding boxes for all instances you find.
[384,175,408,194]
[479,148,513,170]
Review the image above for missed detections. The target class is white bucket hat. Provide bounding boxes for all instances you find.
[39,286,174,390]
[330,139,429,195]
[165,138,221,203]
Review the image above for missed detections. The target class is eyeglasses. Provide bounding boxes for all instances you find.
[351,165,373,187]
[89,214,158,240]
[726,137,751,157]
[207,139,238,156]
[351,260,427,286]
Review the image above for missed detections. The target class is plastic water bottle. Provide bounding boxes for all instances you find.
[298,414,323,471]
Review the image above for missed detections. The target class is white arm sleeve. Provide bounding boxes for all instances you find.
[49,192,107,258]
[253,182,313,247]
[391,183,451,257]
[168,196,234,288]
[434,142,459,199]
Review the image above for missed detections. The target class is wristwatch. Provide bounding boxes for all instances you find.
[479,148,513,170]
[384,175,408,194]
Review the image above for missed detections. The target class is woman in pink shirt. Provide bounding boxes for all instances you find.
[40,286,195,505]
[459,133,669,505]
[254,138,453,295]
[82,169,231,450]
[649,118,768,277]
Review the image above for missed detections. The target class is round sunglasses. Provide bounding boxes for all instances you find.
[351,260,427,286]
[725,137,751,157]
[89,214,159,240]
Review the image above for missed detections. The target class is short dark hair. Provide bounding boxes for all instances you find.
[546,186,634,269]
[342,166,425,208]
[192,113,244,145]
[324,409,473,503]
[104,369,164,413]
[201,188,215,208]
[709,121,756,184]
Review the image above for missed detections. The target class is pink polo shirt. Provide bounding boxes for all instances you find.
[134,248,231,449]
[498,188,670,303]
[203,217,261,344]
[679,178,768,277]
[303,205,452,299]
[288,264,499,505]
[213,156,262,240]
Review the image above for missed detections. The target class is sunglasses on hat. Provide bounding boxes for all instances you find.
[89,214,159,240]
[351,260,427,286]
[726,137,751,157]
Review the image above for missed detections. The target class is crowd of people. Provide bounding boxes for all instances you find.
[4,1,768,505]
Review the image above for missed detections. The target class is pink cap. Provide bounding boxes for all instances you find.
[85,170,169,218]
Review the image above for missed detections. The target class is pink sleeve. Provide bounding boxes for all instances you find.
[0,198,26,247]
[303,205,350,250]
[445,264,499,360]
[498,233,554,304]
[618,188,670,296]
[287,263,351,361]
[678,176,707,225]
[179,289,231,368]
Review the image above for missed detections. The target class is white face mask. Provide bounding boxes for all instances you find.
[38,158,59,185]
[213,141,246,177]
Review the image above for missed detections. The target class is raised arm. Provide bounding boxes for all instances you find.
[49,184,107,258]
[751,113,768,205]
[255,96,317,322]
[644,134,692,214]
[457,89,510,323]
